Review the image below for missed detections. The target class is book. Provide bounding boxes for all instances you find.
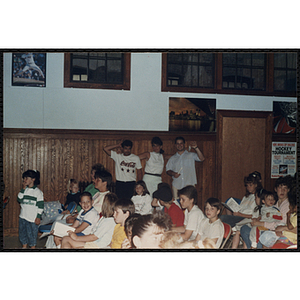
[222,197,240,213]
[53,221,76,238]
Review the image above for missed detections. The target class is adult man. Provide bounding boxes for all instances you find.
[104,140,142,199]
[166,136,205,200]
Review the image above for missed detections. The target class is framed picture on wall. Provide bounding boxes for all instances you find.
[12,53,46,87]
[169,97,216,132]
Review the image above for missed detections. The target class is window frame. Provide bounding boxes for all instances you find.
[64,52,131,90]
[161,52,296,97]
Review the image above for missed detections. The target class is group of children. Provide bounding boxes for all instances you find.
[17,164,297,249]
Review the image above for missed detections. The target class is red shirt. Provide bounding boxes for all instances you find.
[164,203,184,227]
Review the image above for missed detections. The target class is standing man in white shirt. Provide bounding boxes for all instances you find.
[104,140,142,200]
[166,136,205,200]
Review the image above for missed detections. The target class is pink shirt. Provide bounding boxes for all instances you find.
[263,198,289,230]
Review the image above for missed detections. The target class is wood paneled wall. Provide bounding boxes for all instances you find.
[3,128,216,235]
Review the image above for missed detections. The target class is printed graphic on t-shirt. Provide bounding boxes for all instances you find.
[120,161,136,173]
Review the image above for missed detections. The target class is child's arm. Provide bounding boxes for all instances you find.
[71,219,80,228]
[73,221,89,233]
[234,212,252,219]
[136,168,143,181]
[138,152,150,160]
[103,142,122,156]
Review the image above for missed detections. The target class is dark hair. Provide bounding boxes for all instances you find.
[151,137,164,154]
[94,169,112,190]
[178,185,198,205]
[80,191,93,201]
[244,171,263,197]
[22,169,40,185]
[133,180,149,196]
[114,198,135,216]
[274,175,292,190]
[67,179,78,193]
[254,189,271,214]
[175,136,185,144]
[205,197,222,217]
[121,140,133,148]
[91,163,104,172]
[124,213,140,239]
[131,211,172,249]
[101,192,118,218]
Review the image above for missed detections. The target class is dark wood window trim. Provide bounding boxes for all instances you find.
[64,52,131,90]
[162,52,296,97]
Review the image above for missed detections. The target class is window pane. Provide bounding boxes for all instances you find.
[287,70,296,91]
[168,53,182,63]
[191,65,198,86]
[199,66,213,87]
[287,53,297,68]
[199,53,213,63]
[107,60,122,83]
[182,65,192,86]
[167,63,182,85]
[222,67,236,88]
[252,53,265,66]
[89,59,105,82]
[237,53,251,66]
[183,53,198,63]
[72,58,88,78]
[252,69,265,90]
[274,70,286,90]
[223,53,236,65]
[274,53,286,68]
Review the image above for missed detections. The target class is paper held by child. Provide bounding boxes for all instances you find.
[53,221,75,237]
[222,197,240,213]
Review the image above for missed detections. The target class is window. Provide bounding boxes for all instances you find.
[162,52,296,97]
[222,53,266,90]
[274,53,297,92]
[166,53,214,88]
[64,52,131,90]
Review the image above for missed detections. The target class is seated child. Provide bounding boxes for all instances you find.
[131,211,173,249]
[54,191,99,247]
[121,213,140,249]
[61,193,118,249]
[110,198,135,249]
[131,181,152,215]
[249,190,282,248]
[172,185,204,241]
[153,184,184,227]
[63,179,81,214]
[194,197,224,248]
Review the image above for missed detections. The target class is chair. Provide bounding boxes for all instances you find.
[220,222,232,249]
[39,201,78,238]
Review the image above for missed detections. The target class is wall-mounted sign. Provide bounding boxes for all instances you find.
[271,142,297,178]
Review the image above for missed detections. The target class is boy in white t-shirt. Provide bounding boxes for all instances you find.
[195,197,224,248]
[172,185,204,241]
[104,140,142,199]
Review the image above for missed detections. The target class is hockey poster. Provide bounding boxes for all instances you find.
[271,142,297,178]
[12,53,46,87]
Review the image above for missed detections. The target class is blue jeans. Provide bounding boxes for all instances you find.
[240,224,262,249]
[19,217,39,247]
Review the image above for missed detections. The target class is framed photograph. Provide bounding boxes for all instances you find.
[12,52,46,87]
[169,97,216,132]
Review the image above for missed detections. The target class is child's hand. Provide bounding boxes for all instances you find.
[174,172,181,178]
[266,212,270,218]
[121,238,131,249]
[35,218,41,225]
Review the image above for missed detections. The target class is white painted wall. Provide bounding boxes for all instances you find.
[3,52,296,130]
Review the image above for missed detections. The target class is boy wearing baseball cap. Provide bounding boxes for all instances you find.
[153,185,184,227]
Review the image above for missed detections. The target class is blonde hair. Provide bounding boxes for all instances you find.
[67,179,78,193]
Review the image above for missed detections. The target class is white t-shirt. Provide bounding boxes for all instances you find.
[90,217,116,248]
[76,207,99,235]
[111,151,142,182]
[93,190,110,214]
[184,205,204,240]
[196,218,224,248]
[144,152,164,175]
[131,194,152,215]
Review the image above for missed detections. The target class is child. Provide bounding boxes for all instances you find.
[249,190,282,248]
[110,198,135,248]
[63,179,80,213]
[194,197,225,248]
[172,185,205,241]
[54,191,99,247]
[61,193,118,249]
[103,139,142,199]
[121,213,140,249]
[153,184,184,227]
[17,169,44,249]
[220,171,262,248]
[247,176,292,249]
[131,180,152,215]
[131,211,173,249]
